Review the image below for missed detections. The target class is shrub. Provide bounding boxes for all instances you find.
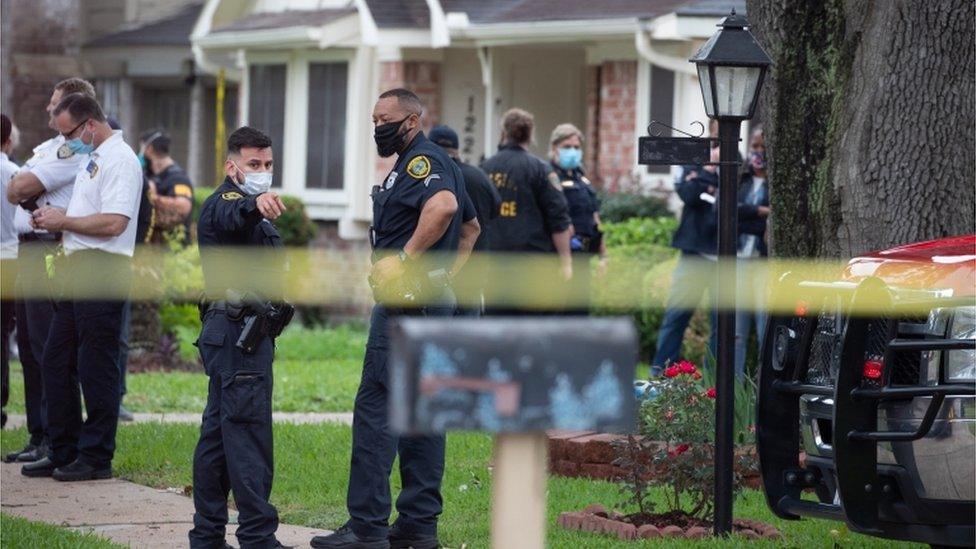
[601,216,677,249]
[599,191,672,222]
[616,361,749,520]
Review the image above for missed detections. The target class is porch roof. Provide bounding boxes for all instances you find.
[85,2,204,48]
[212,8,357,33]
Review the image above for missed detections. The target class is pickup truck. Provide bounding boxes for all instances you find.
[757,235,975,547]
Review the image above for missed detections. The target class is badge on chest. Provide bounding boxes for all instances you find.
[384,171,398,190]
[86,160,99,179]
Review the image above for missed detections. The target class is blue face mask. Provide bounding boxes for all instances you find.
[557,146,582,170]
[66,127,95,155]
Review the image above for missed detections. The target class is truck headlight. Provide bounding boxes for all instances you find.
[946,306,976,382]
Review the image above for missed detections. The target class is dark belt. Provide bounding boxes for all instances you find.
[18,232,62,243]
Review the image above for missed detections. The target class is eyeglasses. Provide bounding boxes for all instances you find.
[61,118,89,140]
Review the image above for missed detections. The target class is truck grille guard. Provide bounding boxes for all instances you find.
[757,274,976,546]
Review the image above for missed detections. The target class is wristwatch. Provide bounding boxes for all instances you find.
[398,249,411,263]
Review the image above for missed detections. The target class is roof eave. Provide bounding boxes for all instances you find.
[449,17,639,45]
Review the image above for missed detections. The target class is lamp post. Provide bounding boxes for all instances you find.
[689,9,772,537]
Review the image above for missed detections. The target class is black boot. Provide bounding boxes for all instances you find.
[310,524,390,549]
[52,459,112,481]
[388,525,438,549]
[21,457,58,477]
[4,443,37,463]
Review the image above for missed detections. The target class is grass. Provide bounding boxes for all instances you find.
[4,325,368,415]
[0,513,125,549]
[0,424,920,548]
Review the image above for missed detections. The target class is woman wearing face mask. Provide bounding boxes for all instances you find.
[548,123,607,314]
[734,126,771,380]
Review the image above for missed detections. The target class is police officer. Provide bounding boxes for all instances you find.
[189,126,289,549]
[27,93,142,481]
[428,124,501,315]
[548,123,608,313]
[311,89,479,549]
[481,108,573,314]
[6,78,97,466]
[139,129,194,244]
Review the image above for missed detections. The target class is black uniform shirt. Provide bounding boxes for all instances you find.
[372,132,467,268]
[457,159,501,251]
[197,178,284,299]
[482,143,571,253]
[154,163,195,242]
[552,163,599,238]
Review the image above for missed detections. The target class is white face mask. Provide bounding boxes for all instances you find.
[232,162,273,195]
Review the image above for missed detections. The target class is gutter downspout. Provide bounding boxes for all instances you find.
[354,0,379,46]
[190,0,243,81]
[476,46,494,158]
[635,19,696,76]
[425,0,450,48]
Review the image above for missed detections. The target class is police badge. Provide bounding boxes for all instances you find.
[406,156,431,180]
[57,144,74,159]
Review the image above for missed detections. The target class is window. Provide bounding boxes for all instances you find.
[247,64,286,186]
[306,62,348,190]
[647,65,675,175]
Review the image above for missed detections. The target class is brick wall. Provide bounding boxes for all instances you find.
[589,60,638,192]
[373,60,443,180]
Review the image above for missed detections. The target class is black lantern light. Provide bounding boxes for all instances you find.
[690,9,772,120]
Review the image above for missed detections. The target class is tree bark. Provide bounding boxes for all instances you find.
[747,0,975,258]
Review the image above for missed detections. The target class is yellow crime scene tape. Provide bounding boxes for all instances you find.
[1,245,970,318]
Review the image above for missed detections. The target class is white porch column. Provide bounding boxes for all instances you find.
[187,77,206,186]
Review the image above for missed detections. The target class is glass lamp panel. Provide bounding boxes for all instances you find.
[713,65,761,117]
[696,64,715,118]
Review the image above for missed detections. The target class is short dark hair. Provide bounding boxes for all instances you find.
[501,108,534,145]
[227,126,272,155]
[1,114,11,145]
[140,129,171,155]
[54,78,96,99]
[378,88,423,116]
[53,93,106,123]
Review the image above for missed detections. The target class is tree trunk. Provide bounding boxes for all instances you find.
[747,0,975,258]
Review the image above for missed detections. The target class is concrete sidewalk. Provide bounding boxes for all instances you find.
[5,411,353,429]
[1,462,331,547]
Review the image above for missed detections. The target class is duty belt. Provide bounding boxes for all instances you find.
[18,232,62,243]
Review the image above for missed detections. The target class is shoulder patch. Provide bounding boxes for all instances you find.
[406,155,431,180]
[221,191,243,201]
[173,183,193,198]
[547,171,562,191]
[57,144,75,159]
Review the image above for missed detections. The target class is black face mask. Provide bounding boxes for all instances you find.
[374,117,410,158]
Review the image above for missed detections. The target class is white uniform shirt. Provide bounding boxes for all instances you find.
[13,135,87,234]
[63,131,142,257]
[0,152,20,259]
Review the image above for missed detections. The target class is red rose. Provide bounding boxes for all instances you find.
[706,387,717,399]
[677,361,697,374]
[664,366,679,378]
[675,443,690,455]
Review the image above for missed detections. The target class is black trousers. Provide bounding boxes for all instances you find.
[15,242,57,446]
[190,311,279,549]
[44,250,130,467]
[346,298,454,539]
[1,258,15,422]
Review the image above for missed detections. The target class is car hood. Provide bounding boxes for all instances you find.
[842,235,976,297]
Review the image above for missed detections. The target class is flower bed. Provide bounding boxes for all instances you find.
[557,504,782,540]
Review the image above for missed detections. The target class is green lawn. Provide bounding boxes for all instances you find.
[4,325,368,414]
[0,514,124,549]
[0,424,918,548]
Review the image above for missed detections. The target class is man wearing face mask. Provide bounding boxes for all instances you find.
[27,93,142,482]
[312,89,479,549]
[189,126,289,549]
[5,78,96,467]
